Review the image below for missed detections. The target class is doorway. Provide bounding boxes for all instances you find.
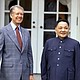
[1,0,77,73]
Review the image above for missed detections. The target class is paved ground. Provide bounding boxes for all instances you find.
[0,72,41,80]
[33,74,41,80]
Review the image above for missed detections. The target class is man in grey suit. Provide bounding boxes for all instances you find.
[0,5,34,80]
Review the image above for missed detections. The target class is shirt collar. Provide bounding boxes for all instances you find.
[10,21,21,31]
[57,36,68,43]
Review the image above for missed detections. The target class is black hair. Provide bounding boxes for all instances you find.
[55,19,69,28]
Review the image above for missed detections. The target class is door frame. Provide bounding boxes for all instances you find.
[70,0,79,40]
[0,0,80,74]
[77,0,80,41]
[0,0,4,28]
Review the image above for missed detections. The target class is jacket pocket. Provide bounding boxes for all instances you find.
[67,68,75,80]
[2,62,13,68]
[47,65,50,80]
[47,47,57,54]
[48,47,57,51]
[47,47,57,59]
[64,48,74,56]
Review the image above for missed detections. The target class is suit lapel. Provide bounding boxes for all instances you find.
[21,28,28,52]
[6,24,21,51]
[21,28,26,52]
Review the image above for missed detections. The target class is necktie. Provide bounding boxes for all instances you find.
[16,27,23,49]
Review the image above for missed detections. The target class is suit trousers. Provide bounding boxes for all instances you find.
[20,75,22,80]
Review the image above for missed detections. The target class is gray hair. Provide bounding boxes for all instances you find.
[10,5,24,14]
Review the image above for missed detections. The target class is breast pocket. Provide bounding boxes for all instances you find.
[67,68,75,80]
[47,47,57,56]
[47,47,57,63]
[64,48,74,57]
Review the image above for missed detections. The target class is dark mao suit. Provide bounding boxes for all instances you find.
[41,37,80,80]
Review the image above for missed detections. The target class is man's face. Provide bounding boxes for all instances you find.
[55,21,70,39]
[10,7,24,26]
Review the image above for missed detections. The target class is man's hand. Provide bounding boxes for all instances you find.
[29,75,34,80]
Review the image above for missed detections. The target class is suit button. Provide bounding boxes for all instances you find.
[50,49,53,51]
[27,64,29,68]
[20,61,22,64]
[57,64,59,66]
[59,46,61,48]
[58,58,60,60]
[60,41,63,43]
[58,52,61,54]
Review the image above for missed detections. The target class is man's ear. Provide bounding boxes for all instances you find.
[54,27,57,33]
[10,14,12,19]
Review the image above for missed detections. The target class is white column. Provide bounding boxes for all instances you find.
[70,0,78,40]
[77,0,80,41]
[0,0,5,28]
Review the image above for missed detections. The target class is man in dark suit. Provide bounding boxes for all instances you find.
[41,19,80,80]
[0,5,34,80]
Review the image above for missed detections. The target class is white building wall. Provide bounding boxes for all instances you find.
[77,0,80,41]
[0,0,5,28]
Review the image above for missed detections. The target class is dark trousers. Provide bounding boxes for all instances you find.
[20,75,22,80]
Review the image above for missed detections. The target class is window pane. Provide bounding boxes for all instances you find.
[44,14,56,29]
[59,2,68,12]
[5,13,9,25]
[20,0,32,11]
[44,0,57,12]
[59,0,71,12]
[44,32,56,46]
[59,14,68,20]
[21,13,31,29]
[5,0,17,10]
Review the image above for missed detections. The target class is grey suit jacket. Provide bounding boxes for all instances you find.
[0,23,33,80]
